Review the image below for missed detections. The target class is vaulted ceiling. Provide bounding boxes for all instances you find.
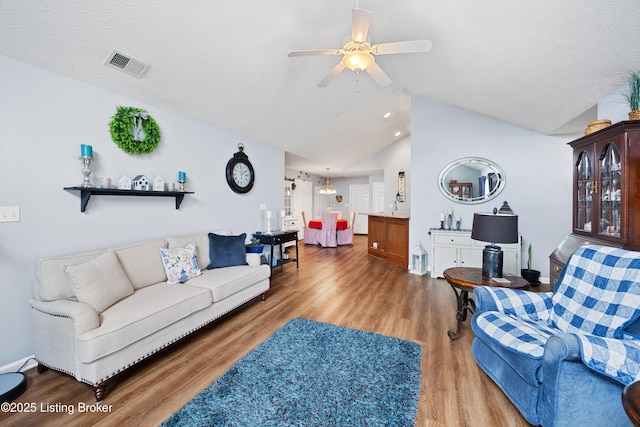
[2,1,640,176]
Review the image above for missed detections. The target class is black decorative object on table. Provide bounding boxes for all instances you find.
[521,243,541,286]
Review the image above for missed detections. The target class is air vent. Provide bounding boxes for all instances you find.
[104,49,149,78]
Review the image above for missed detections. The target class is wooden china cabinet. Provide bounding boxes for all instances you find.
[550,121,640,286]
[448,182,473,200]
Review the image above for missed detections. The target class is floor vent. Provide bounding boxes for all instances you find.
[104,49,149,78]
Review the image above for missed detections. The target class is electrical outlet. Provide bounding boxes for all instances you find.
[0,206,20,222]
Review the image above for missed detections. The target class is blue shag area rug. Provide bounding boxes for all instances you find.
[162,318,423,427]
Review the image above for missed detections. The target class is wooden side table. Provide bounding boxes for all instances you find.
[623,381,640,426]
[443,267,529,340]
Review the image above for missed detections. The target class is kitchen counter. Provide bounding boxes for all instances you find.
[367,214,410,268]
[367,212,410,219]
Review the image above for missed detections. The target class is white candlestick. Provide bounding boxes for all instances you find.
[266,211,272,219]
[440,212,445,221]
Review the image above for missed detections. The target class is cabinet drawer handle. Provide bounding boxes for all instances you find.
[554,265,561,273]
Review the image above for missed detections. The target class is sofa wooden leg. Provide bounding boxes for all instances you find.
[93,383,106,402]
[37,363,49,374]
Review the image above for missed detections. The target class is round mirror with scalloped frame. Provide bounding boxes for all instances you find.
[438,157,505,204]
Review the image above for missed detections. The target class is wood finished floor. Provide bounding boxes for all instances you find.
[1,235,532,427]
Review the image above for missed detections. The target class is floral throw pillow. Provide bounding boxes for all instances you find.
[160,242,202,284]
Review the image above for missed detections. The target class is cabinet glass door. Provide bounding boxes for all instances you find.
[598,143,622,238]
[284,183,293,217]
[575,151,593,233]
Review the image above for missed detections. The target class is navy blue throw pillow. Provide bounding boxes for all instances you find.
[207,233,249,269]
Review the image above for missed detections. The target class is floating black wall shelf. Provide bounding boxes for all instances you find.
[64,187,194,212]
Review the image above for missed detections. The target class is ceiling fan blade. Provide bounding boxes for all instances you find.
[372,39,432,55]
[352,8,372,43]
[288,49,342,57]
[317,62,346,87]
[365,62,392,88]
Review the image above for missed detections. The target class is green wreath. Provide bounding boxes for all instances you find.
[109,106,161,155]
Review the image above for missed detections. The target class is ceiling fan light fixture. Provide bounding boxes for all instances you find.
[342,50,374,72]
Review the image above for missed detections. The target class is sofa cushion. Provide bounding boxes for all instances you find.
[207,233,248,269]
[187,264,270,302]
[167,231,232,270]
[167,234,211,270]
[76,283,212,363]
[36,249,106,301]
[471,312,552,386]
[115,240,168,290]
[160,242,202,284]
[64,249,134,313]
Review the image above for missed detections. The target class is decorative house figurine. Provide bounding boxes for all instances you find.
[118,175,132,190]
[132,175,150,191]
[152,175,165,191]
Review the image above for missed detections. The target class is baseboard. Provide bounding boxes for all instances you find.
[0,355,37,374]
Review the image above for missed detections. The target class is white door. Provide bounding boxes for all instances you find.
[349,184,369,234]
[292,180,312,239]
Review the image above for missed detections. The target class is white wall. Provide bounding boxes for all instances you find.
[410,96,578,278]
[0,55,284,367]
[322,176,369,219]
[349,136,412,216]
[597,89,631,123]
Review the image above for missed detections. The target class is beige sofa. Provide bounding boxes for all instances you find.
[29,231,270,401]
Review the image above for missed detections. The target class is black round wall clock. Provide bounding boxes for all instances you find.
[226,143,255,194]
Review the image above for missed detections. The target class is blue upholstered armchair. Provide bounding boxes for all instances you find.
[471,245,640,427]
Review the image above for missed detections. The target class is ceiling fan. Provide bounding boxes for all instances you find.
[288,7,432,88]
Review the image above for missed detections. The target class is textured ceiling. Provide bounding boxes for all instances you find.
[2,1,640,177]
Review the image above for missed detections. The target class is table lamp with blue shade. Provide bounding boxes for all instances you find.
[471,212,519,278]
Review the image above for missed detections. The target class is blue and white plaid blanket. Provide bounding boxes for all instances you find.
[476,245,640,385]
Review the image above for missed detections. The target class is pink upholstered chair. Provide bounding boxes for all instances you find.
[337,211,356,245]
[317,212,338,248]
[328,210,343,219]
[301,211,320,245]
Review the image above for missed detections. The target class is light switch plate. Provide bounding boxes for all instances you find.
[0,206,19,222]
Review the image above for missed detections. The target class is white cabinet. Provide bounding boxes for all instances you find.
[429,229,521,278]
[283,217,299,231]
